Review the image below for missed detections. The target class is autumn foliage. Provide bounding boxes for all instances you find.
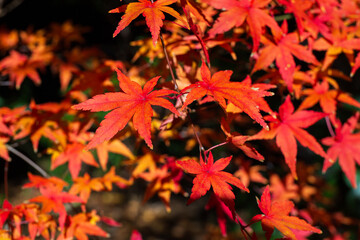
[1,0,360,239]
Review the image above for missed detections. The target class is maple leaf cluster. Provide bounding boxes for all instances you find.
[1,0,360,239]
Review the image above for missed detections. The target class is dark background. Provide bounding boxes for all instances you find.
[1,0,137,59]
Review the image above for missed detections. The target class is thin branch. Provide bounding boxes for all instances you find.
[152,0,207,159]
[159,31,205,157]
[0,0,24,18]
[159,33,180,92]
[4,160,8,199]
[6,144,49,178]
[0,81,12,86]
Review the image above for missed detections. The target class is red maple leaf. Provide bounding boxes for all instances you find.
[322,113,360,188]
[205,193,246,237]
[205,0,280,52]
[277,0,316,37]
[0,200,12,228]
[221,118,264,161]
[73,68,179,149]
[176,152,249,213]
[249,96,327,178]
[30,187,84,229]
[51,142,99,179]
[251,186,322,240]
[111,0,187,45]
[181,61,274,130]
[130,230,143,240]
[252,20,318,91]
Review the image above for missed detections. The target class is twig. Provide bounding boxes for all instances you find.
[6,144,49,177]
[4,161,8,199]
[0,81,12,86]
[149,0,210,160]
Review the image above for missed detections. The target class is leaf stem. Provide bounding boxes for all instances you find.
[325,116,335,137]
[6,144,49,178]
[191,123,205,157]
[236,214,253,240]
[204,142,227,155]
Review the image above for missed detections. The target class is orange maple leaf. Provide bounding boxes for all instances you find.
[0,137,10,161]
[96,139,135,170]
[59,211,109,240]
[313,25,360,71]
[112,0,188,45]
[0,106,26,136]
[72,68,179,149]
[69,173,104,202]
[234,160,268,187]
[23,173,68,192]
[0,50,42,89]
[322,113,360,188]
[251,186,322,240]
[249,96,327,178]
[140,165,183,212]
[298,80,360,115]
[101,166,132,191]
[176,152,249,213]
[181,61,274,130]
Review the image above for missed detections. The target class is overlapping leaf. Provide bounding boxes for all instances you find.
[73,68,179,149]
[51,142,99,179]
[112,0,187,45]
[69,173,104,202]
[322,113,360,188]
[253,21,318,91]
[252,186,322,240]
[181,61,274,130]
[205,0,280,52]
[298,80,360,115]
[249,96,327,178]
[177,152,248,213]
